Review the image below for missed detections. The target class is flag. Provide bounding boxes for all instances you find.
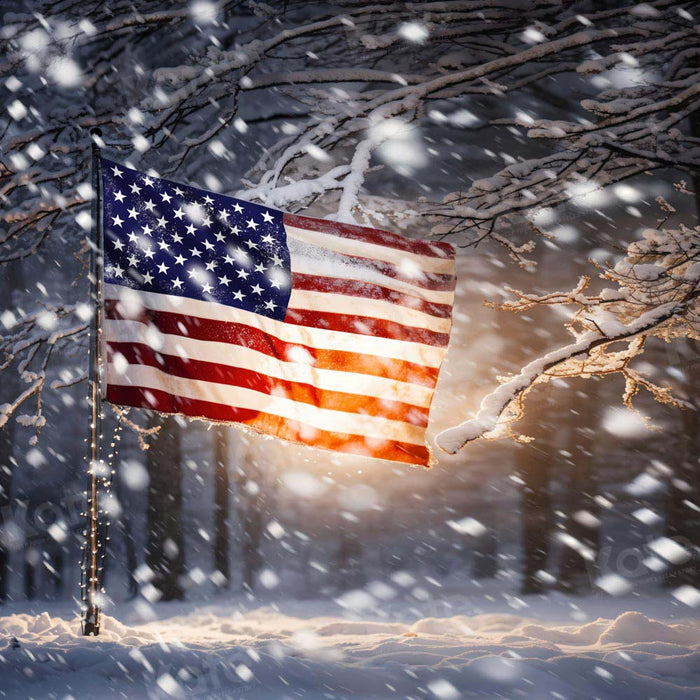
[100,159,456,466]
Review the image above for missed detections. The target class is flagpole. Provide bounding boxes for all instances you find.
[82,128,104,636]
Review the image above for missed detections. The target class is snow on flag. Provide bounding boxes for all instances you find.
[100,159,456,466]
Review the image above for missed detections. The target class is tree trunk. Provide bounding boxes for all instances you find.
[241,497,262,592]
[145,414,184,601]
[0,260,23,603]
[472,531,499,580]
[213,426,230,587]
[0,425,14,602]
[24,546,38,600]
[115,464,138,599]
[49,545,64,598]
[558,380,600,592]
[336,524,364,590]
[518,441,554,594]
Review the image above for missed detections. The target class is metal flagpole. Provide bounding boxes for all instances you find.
[82,128,104,636]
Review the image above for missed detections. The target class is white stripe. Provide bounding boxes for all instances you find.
[105,319,435,407]
[287,289,452,333]
[103,285,448,367]
[107,363,427,445]
[286,225,456,275]
[289,240,455,305]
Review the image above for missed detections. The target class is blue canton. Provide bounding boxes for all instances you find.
[101,158,291,321]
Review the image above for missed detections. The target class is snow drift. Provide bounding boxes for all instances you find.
[1,606,699,699]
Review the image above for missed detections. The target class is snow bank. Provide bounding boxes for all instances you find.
[1,605,699,699]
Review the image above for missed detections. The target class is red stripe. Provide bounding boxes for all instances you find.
[292,248,456,292]
[107,342,429,427]
[284,212,454,260]
[106,384,431,466]
[291,273,453,318]
[104,300,439,386]
[284,308,450,347]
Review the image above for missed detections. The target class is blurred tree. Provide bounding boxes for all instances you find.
[557,380,601,593]
[213,425,230,587]
[0,261,22,602]
[517,439,555,595]
[236,442,265,592]
[145,414,184,600]
[336,522,365,590]
[115,462,138,599]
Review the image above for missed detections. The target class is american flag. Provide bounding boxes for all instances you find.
[100,159,456,466]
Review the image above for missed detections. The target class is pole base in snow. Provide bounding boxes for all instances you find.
[82,605,100,636]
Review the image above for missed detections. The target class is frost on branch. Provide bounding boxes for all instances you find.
[437,201,699,454]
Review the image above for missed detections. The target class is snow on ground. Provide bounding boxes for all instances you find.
[1,591,699,699]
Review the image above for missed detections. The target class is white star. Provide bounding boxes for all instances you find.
[142,224,153,236]
[232,290,244,302]
[172,232,183,244]
[218,210,229,222]
[218,274,231,286]
[233,203,243,213]
[112,215,124,227]
[186,223,197,235]
[230,225,240,236]
[172,277,183,290]
[202,216,212,228]
[187,269,201,280]
[205,260,217,271]
[190,247,202,257]
[114,190,126,203]
[157,262,169,274]
[214,231,226,243]
[174,254,186,265]
[271,254,283,267]
[142,272,153,285]
[157,216,167,228]
[261,233,275,245]
[157,240,170,251]
[245,239,259,250]
[127,207,139,220]
[254,262,266,274]
[127,254,139,267]
[112,264,124,278]
[250,283,263,294]
[161,191,172,203]
[202,283,213,294]
[174,208,185,220]
[130,182,142,195]
[264,299,277,311]
[202,239,215,251]
[203,195,214,205]
[113,239,124,251]
[144,199,156,212]
[127,231,138,243]
[112,165,123,178]
[236,268,249,280]
[143,247,155,260]
[223,254,235,265]
[262,210,274,224]
[143,175,154,187]
[246,218,259,230]
[173,186,184,196]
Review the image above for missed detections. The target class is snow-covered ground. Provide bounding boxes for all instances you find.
[1,589,698,699]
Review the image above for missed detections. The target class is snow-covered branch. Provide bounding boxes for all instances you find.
[437,211,699,452]
[1,0,698,438]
